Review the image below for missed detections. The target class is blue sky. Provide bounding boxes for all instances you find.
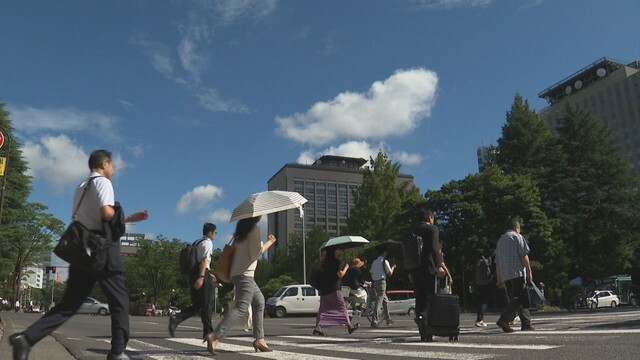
[1,0,638,248]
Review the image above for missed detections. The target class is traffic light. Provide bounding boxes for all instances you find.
[46,266,57,274]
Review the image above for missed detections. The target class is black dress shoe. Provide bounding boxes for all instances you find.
[9,333,31,360]
[348,323,360,334]
[312,329,327,336]
[168,314,177,337]
[106,351,132,360]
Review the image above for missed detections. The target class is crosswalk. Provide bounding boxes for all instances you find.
[86,310,639,359]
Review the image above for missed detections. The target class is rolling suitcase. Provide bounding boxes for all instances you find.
[423,276,460,341]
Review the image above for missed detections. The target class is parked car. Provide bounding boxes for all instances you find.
[266,284,320,318]
[386,290,415,316]
[588,290,620,310]
[78,297,110,315]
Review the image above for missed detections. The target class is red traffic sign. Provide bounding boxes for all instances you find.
[0,131,4,149]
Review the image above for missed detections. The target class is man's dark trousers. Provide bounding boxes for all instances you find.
[410,269,436,320]
[175,273,214,337]
[498,276,531,327]
[23,267,130,354]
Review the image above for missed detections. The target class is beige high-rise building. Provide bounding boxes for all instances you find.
[267,155,414,253]
[538,57,640,176]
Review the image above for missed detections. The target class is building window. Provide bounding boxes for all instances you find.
[317,182,326,189]
[317,217,326,223]
[306,181,315,187]
[318,209,326,215]
[294,179,304,186]
[339,197,347,203]
[328,210,337,216]
[328,197,337,202]
[338,183,347,188]
[294,186,303,193]
[328,203,337,209]
[327,189,337,195]
[328,183,337,188]
[294,223,303,229]
[339,211,348,217]
[317,195,326,202]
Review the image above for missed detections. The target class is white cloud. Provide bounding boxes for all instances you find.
[410,0,495,9]
[22,135,131,192]
[117,99,136,111]
[518,0,544,10]
[276,68,438,145]
[205,209,232,224]
[176,184,224,214]
[392,151,423,165]
[9,105,120,141]
[130,3,252,114]
[212,0,278,25]
[297,140,423,167]
[320,31,338,56]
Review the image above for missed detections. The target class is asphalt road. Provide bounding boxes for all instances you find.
[2,307,640,359]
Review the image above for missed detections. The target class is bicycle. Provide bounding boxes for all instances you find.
[343,282,373,321]
[565,286,596,312]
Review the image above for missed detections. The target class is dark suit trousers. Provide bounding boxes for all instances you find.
[24,267,130,354]
[175,274,214,338]
[410,269,436,319]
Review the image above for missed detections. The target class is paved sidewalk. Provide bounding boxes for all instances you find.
[0,315,75,360]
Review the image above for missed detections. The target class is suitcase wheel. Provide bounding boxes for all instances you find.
[449,334,459,342]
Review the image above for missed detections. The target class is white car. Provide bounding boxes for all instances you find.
[588,290,620,309]
[78,297,110,315]
[387,290,416,316]
[266,284,320,318]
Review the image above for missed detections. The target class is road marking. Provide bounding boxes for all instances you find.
[511,329,640,335]
[230,336,494,360]
[169,338,357,359]
[402,341,560,350]
[279,334,559,350]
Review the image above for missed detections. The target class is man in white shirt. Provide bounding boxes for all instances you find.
[169,223,217,339]
[370,246,396,327]
[11,150,149,360]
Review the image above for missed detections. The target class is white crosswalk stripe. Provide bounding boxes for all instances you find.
[85,310,640,359]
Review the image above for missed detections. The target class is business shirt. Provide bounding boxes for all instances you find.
[495,230,530,282]
[370,256,392,281]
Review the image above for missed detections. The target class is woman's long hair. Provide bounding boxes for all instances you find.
[234,216,261,242]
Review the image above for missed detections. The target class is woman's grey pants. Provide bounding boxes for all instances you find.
[214,275,265,340]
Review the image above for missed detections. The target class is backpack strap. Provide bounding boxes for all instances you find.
[72,176,101,221]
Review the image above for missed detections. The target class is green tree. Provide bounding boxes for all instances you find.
[283,226,330,283]
[347,151,424,248]
[547,106,640,277]
[0,102,35,297]
[2,202,64,300]
[125,235,185,306]
[426,166,561,291]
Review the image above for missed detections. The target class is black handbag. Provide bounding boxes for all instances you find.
[54,176,111,273]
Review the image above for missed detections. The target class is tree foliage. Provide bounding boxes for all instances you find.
[426,167,562,289]
[347,151,425,248]
[545,105,640,276]
[125,235,186,306]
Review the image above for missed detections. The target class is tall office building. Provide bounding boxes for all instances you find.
[267,155,414,253]
[538,57,640,176]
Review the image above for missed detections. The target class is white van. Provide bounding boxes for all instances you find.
[266,284,320,318]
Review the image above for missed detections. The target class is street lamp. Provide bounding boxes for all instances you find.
[0,125,13,226]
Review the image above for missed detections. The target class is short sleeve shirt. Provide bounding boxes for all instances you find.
[370,256,392,281]
[195,236,213,270]
[495,230,530,282]
[72,173,115,231]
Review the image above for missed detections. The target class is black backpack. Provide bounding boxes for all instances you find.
[475,256,493,285]
[403,232,423,271]
[179,237,207,275]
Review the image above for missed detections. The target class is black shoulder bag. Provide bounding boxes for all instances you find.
[54,176,111,273]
